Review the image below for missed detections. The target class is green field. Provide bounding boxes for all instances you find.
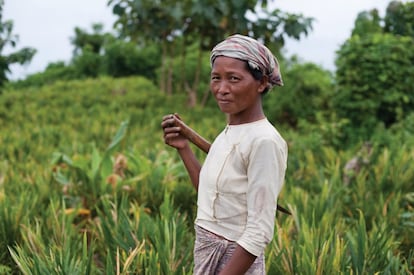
[0,76,413,274]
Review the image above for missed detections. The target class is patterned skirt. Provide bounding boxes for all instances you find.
[193,225,265,275]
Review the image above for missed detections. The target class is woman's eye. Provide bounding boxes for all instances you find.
[230,76,240,81]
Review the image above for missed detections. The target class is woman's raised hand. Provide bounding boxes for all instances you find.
[161,113,189,150]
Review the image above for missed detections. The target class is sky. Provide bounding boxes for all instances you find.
[4,0,395,80]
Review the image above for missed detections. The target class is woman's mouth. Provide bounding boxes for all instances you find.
[217,98,231,104]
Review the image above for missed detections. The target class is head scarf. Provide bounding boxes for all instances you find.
[210,34,283,89]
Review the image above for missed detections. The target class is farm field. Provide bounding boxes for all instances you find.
[0,76,413,274]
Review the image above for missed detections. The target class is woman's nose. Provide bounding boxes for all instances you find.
[216,81,229,94]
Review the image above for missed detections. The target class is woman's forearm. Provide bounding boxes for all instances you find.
[219,245,257,275]
[177,145,201,191]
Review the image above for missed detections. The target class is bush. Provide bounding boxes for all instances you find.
[263,59,334,128]
[103,40,161,80]
[72,45,104,78]
[334,33,414,143]
[8,62,80,89]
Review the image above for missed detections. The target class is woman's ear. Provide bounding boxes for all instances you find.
[258,75,269,94]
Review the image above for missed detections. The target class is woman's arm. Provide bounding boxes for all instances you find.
[176,144,201,190]
[219,245,257,275]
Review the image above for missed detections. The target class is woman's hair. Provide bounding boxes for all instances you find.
[245,61,270,95]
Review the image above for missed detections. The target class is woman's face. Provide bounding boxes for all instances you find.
[210,56,267,124]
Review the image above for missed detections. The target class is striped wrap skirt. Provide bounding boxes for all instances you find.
[193,225,265,274]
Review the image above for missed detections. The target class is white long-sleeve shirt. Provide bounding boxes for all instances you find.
[195,118,288,256]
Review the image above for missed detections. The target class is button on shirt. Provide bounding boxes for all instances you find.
[195,118,288,257]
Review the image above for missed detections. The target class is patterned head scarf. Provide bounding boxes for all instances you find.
[210,34,283,89]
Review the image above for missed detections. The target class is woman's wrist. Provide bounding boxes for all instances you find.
[176,141,191,152]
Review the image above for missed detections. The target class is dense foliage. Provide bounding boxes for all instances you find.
[384,0,414,37]
[334,0,414,145]
[264,60,334,128]
[334,33,414,143]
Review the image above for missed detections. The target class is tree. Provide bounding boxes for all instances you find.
[69,23,162,80]
[384,0,414,37]
[351,1,414,38]
[334,34,414,142]
[69,23,109,78]
[102,38,161,79]
[108,0,185,96]
[107,0,313,106]
[70,23,108,57]
[351,9,382,37]
[333,1,414,144]
[0,0,36,90]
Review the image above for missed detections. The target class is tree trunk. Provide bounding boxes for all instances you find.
[160,42,167,94]
[185,44,204,107]
[201,88,211,107]
[187,87,197,107]
[165,41,176,96]
[179,37,187,93]
[167,58,173,96]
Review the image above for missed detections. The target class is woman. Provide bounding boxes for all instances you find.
[161,34,288,274]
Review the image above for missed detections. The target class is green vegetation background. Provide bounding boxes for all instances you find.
[1,0,414,273]
[0,75,413,274]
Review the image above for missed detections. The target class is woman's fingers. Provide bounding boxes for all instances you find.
[163,126,180,135]
[162,114,181,142]
[161,114,189,149]
[161,114,178,129]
